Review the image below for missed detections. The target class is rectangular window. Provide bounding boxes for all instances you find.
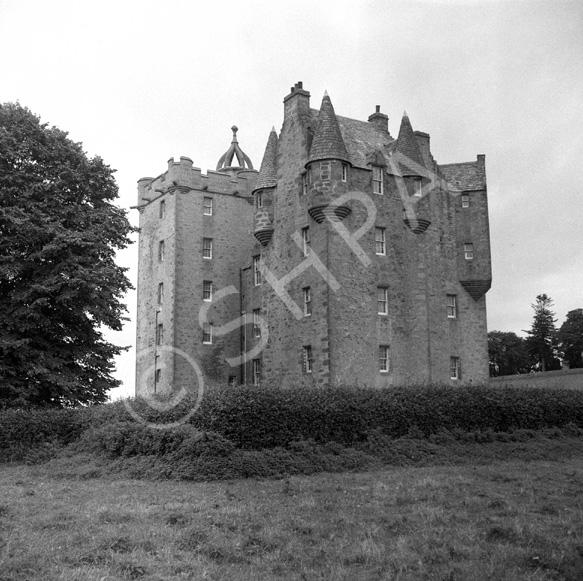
[203,197,213,215]
[379,345,390,373]
[228,375,236,386]
[203,280,213,302]
[156,323,163,345]
[256,191,263,208]
[341,163,347,182]
[157,282,164,305]
[252,359,261,385]
[415,179,423,197]
[202,322,213,344]
[447,294,457,318]
[450,357,461,380]
[159,200,166,218]
[375,227,386,255]
[253,308,261,337]
[302,173,308,196]
[302,227,310,256]
[303,286,311,316]
[377,286,388,315]
[461,194,469,208]
[158,240,165,262]
[253,256,261,286]
[303,345,313,373]
[372,166,383,194]
[203,238,212,259]
[464,243,474,260]
[155,368,162,383]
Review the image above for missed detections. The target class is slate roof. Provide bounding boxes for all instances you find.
[307,93,351,165]
[254,127,278,191]
[439,160,486,191]
[389,113,426,177]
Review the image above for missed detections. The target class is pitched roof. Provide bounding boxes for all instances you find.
[307,93,351,165]
[254,127,278,191]
[439,160,486,191]
[388,112,426,177]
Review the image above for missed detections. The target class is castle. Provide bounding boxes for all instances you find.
[135,82,491,395]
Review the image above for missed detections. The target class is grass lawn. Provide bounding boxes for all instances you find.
[1,448,583,580]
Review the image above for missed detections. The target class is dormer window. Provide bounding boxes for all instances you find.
[372,166,383,194]
[256,191,263,208]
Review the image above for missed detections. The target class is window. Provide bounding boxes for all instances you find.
[461,194,469,208]
[159,200,166,218]
[252,359,261,385]
[202,322,213,344]
[253,308,261,337]
[157,282,164,305]
[155,368,162,383]
[341,163,348,182]
[228,376,236,386]
[450,357,461,380]
[302,173,308,196]
[203,238,212,259]
[415,179,423,197]
[379,345,390,373]
[156,323,163,345]
[253,256,261,286]
[447,294,457,318]
[302,227,310,256]
[303,345,313,373]
[203,280,213,302]
[377,287,388,315]
[203,197,213,215]
[158,240,165,262]
[375,227,386,255]
[464,243,474,260]
[372,166,383,194]
[303,287,311,316]
[256,190,263,208]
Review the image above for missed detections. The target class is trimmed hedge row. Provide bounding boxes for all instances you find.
[3,383,583,461]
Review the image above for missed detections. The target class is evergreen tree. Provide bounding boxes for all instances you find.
[558,308,583,369]
[524,294,561,372]
[0,103,135,408]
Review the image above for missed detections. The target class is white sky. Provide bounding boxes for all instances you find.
[1,0,581,399]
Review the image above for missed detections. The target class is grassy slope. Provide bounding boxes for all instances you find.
[2,438,583,580]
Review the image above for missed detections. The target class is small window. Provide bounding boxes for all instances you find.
[379,345,390,373]
[377,287,388,315]
[157,282,164,305]
[156,323,164,345]
[203,238,213,259]
[447,294,457,318]
[256,190,263,208]
[415,179,423,197]
[155,368,162,383]
[202,322,213,344]
[302,227,310,256]
[158,240,165,262]
[303,345,313,373]
[252,359,261,385]
[159,200,166,218]
[253,256,261,286]
[464,243,474,260]
[203,197,213,215]
[341,163,348,182]
[203,280,213,302]
[228,375,236,386]
[450,356,461,380]
[303,287,311,316]
[372,166,383,194]
[302,173,308,196]
[375,227,386,255]
[253,308,261,337]
[461,194,469,208]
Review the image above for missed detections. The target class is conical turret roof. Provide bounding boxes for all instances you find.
[254,127,278,191]
[307,92,351,165]
[390,112,426,176]
[216,125,254,171]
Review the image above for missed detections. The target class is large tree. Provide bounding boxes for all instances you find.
[0,102,134,408]
[488,331,530,377]
[558,308,583,369]
[524,294,561,372]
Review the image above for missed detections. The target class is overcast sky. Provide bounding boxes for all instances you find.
[1,0,581,398]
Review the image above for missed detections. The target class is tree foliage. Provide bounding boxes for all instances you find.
[524,294,561,372]
[488,331,530,377]
[0,102,135,408]
[558,309,583,369]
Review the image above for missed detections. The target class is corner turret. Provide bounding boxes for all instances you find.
[253,127,278,246]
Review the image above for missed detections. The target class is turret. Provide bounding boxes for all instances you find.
[253,127,278,246]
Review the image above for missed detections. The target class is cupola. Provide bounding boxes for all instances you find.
[216,126,254,173]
